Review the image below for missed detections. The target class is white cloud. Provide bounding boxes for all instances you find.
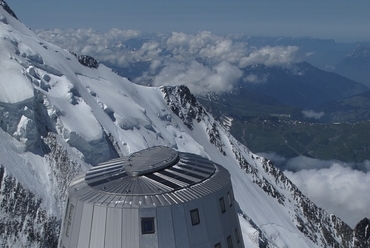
[243,73,269,84]
[305,51,315,57]
[36,28,142,67]
[149,60,162,74]
[239,46,299,68]
[284,162,370,228]
[152,61,242,95]
[138,41,162,57]
[37,29,300,94]
[259,153,370,227]
[302,110,325,119]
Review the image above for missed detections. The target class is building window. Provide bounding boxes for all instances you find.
[190,208,200,226]
[141,217,155,234]
[227,191,233,207]
[219,197,226,214]
[235,228,240,244]
[214,243,221,248]
[227,235,233,248]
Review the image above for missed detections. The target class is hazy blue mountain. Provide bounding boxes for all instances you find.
[334,43,370,87]
[315,90,370,123]
[240,62,368,108]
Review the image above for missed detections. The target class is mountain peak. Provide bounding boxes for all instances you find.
[0,0,18,20]
[353,218,370,246]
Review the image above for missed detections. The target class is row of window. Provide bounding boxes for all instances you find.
[142,215,241,248]
[142,191,235,235]
[191,191,234,226]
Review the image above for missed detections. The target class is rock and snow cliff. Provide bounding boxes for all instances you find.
[0,1,369,247]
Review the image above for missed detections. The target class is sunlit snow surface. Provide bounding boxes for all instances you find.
[0,5,351,247]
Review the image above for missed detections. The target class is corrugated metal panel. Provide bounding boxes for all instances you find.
[71,183,92,200]
[201,194,223,240]
[122,208,139,248]
[110,195,127,208]
[163,193,183,205]
[157,206,176,248]
[209,235,226,248]
[143,195,156,208]
[91,191,112,206]
[217,190,232,232]
[100,194,116,206]
[77,203,93,248]
[89,206,107,248]
[104,207,122,248]
[68,199,84,248]
[194,242,211,248]
[68,169,231,209]
[139,208,158,248]
[122,195,134,208]
[59,197,71,248]
[171,204,190,248]
[151,195,165,207]
[183,199,209,247]
[141,175,174,193]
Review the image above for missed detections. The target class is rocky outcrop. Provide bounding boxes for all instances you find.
[0,1,18,20]
[0,165,59,248]
[70,52,99,68]
[353,218,370,248]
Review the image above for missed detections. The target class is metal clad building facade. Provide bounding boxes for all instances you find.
[59,146,244,248]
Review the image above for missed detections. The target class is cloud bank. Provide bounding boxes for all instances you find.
[36,29,299,94]
[285,163,370,228]
[259,152,370,228]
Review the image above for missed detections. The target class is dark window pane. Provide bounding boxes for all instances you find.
[214,243,221,248]
[227,235,233,248]
[190,208,200,226]
[235,228,240,244]
[141,217,155,234]
[219,197,226,214]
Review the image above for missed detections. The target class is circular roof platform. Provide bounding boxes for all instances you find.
[84,146,216,196]
[124,146,179,176]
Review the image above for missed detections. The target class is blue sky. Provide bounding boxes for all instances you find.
[8,0,370,42]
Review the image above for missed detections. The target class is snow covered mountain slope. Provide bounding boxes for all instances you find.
[0,1,369,247]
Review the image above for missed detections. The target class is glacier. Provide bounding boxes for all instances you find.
[0,1,369,247]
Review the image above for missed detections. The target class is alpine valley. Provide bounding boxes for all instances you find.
[0,1,369,247]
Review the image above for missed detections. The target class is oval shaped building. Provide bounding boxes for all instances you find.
[59,146,244,248]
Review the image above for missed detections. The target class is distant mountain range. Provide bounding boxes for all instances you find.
[315,90,370,123]
[243,36,370,87]
[239,61,368,108]
[199,62,370,163]
[334,43,370,87]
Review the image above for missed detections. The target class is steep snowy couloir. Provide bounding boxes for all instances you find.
[0,1,368,247]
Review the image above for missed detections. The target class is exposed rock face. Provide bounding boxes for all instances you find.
[70,52,99,68]
[162,85,205,129]
[353,218,370,248]
[0,165,59,248]
[0,1,17,20]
